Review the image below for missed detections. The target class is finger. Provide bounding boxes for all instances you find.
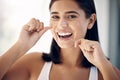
[28,18,37,32]
[38,26,52,36]
[42,26,52,32]
[36,19,41,31]
[75,39,93,51]
[23,24,30,31]
[74,39,81,48]
[38,22,44,31]
[82,40,94,52]
[86,43,94,52]
[78,44,86,54]
[74,38,85,48]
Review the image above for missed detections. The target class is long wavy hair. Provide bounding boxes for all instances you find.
[42,0,99,68]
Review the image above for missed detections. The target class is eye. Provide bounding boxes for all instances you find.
[51,15,60,20]
[67,15,77,19]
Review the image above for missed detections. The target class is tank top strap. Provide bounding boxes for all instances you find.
[89,67,98,80]
[38,62,52,80]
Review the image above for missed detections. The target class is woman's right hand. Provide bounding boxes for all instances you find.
[0,18,51,80]
[17,18,51,51]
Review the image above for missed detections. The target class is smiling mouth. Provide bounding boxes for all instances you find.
[58,32,73,38]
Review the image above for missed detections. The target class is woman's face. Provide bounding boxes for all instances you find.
[50,0,92,48]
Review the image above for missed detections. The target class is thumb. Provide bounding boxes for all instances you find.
[74,39,81,48]
[38,26,51,36]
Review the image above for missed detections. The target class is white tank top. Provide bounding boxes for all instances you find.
[38,62,98,80]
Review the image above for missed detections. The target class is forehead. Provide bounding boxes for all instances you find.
[50,0,82,12]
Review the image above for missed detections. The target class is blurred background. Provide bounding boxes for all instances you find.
[0,0,120,69]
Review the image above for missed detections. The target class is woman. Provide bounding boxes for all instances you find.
[0,0,120,80]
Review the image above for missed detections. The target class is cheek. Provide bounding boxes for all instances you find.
[50,21,57,29]
[50,21,57,38]
[50,22,56,37]
[73,22,88,38]
[50,29,57,42]
[72,22,86,32]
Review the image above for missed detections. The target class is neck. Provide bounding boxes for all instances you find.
[60,47,83,67]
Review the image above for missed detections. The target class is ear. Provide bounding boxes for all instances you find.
[87,13,96,29]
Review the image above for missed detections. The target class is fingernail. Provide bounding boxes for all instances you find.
[74,43,77,48]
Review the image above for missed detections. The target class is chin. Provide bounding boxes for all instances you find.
[58,44,75,49]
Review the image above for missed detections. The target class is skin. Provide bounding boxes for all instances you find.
[0,0,120,80]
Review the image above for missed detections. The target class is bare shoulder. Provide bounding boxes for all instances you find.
[113,66,120,77]
[3,52,45,80]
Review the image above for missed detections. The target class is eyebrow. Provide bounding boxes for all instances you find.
[51,11,80,15]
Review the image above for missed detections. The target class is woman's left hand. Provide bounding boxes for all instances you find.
[75,39,107,68]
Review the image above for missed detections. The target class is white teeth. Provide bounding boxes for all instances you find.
[58,32,72,36]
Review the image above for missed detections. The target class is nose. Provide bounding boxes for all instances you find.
[58,18,68,28]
